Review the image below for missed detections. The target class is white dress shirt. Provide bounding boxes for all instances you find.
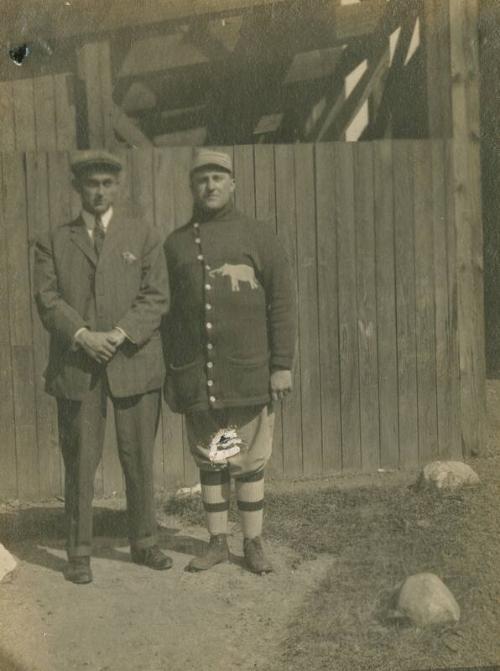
[81,206,114,240]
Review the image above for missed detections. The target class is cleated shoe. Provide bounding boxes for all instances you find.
[187,534,229,572]
[243,536,273,575]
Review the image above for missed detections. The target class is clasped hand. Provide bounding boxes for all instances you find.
[76,328,126,364]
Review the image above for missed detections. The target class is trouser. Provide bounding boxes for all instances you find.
[57,377,160,559]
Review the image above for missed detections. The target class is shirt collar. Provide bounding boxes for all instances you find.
[81,207,113,232]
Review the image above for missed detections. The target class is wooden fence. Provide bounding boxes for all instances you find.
[0,141,463,501]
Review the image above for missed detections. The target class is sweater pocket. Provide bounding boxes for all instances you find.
[224,354,270,400]
[169,358,204,409]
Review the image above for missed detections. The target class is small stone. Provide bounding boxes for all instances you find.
[0,543,17,583]
[417,461,480,491]
[397,573,460,627]
[174,483,201,498]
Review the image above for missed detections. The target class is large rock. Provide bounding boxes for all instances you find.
[418,460,480,491]
[0,544,17,583]
[397,573,460,627]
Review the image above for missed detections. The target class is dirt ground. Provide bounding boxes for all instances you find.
[1,381,499,671]
[0,507,333,671]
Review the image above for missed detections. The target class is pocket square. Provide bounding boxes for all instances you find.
[122,251,137,264]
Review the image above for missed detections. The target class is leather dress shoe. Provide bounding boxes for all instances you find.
[64,557,93,584]
[187,534,229,571]
[243,537,273,575]
[131,545,173,570]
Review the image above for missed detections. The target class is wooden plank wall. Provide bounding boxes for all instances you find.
[0,74,77,152]
[0,141,463,501]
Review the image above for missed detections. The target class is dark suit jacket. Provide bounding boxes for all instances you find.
[34,211,169,400]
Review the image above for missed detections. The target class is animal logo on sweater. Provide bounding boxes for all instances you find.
[209,264,259,292]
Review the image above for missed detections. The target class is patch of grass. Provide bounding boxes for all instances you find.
[165,459,500,671]
[270,459,500,671]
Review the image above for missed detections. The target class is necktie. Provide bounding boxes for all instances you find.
[94,215,105,257]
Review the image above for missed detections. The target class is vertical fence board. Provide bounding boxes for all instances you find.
[275,145,303,477]
[374,141,399,468]
[315,143,342,472]
[0,82,15,151]
[3,153,39,499]
[54,74,77,150]
[25,153,61,498]
[12,80,36,151]
[354,142,380,472]
[33,76,58,151]
[254,144,284,478]
[295,144,322,475]
[393,142,419,468]
[233,145,256,217]
[0,157,18,498]
[172,146,199,486]
[133,148,163,493]
[432,141,453,457]
[154,147,185,491]
[414,141,439,463]
[335,142,361,471]
[445,140,462,458]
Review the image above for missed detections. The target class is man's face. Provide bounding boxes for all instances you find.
[190,168,235,212]
[74,169,120,215]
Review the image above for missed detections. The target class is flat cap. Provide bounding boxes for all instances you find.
[190,149,232,174]
[70,150,123,175]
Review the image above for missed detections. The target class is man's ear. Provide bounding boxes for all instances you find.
[229,177,236,193]
[71,177,81,193]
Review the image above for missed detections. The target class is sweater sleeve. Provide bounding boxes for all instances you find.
[256,224,298,371]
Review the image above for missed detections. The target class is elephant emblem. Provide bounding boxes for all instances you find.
[209,263,259,292]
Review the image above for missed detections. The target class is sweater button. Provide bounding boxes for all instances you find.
[194,237,201,244]
[205,264,211,271]
[206,322,213,330]
[193,222,200,229]
[207,379,214,387]
[207,342,213,350]
[197,254,204,261]
[209,395,216,403]
[205,303,212,311]
[207,361,213,369]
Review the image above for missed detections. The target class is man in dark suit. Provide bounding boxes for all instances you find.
[34,150,172,584]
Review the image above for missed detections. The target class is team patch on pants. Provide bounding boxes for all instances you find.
[186,404,274,477]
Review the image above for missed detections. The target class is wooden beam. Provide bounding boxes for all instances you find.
[112,105,152,147]
[314,44,390,141]
[77,40,115,148]
[305,0,409,141]
[448,0,485,455]
[423,0,452,137]
[2,0,289,43]
[303,43,369,140]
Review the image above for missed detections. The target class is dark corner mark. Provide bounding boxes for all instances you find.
[9,44,30,66]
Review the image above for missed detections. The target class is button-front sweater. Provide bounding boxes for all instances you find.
[163,202,297,413]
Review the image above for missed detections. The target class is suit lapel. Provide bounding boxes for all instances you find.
[69,216,97,266]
